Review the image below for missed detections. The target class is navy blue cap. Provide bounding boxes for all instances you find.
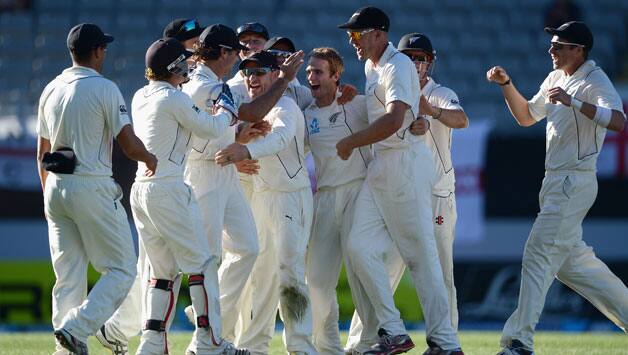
[236,22,270,40]
[238,50,279,70]
[200,24,247,50]
[545,21,593,50]
[338,6,389,32]
[398,33,435,57]
[163,18,204,42]
[67,23,113,53]
[146,38,193,76]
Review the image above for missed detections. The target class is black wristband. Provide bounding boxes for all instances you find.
[499,78,511,86]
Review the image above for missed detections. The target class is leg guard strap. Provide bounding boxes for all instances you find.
[149,278,174,291]
[144,319,166,332]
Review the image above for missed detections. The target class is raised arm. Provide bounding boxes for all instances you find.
[487,66,537,127]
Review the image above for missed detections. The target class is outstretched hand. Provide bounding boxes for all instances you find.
[278,50,305,82]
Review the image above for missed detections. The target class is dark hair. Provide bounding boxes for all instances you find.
[193,42,226,61]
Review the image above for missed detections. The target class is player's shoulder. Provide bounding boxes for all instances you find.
[343,94,367,111]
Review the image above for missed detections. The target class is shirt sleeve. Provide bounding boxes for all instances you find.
[581,70,625,114]
[37,84,51,139]
[104,82,132,137]
[246,103,297,159]
[434,87,463,110]
[174,92,232,139]
[346,95,370,127]
[383,61,415,108]
[528,74,552,122]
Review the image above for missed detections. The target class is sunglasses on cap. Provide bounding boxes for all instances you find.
[180,19,200,34]
[267,49,292,58]
[550,41,585,51]
[237,23,267,36]
[346,28,375,41]
[241,67,273,77]
[167,53,190,77]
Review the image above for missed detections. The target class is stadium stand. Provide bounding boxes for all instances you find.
[0,0,626,136]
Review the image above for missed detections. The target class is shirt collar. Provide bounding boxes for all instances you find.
[194,63,222,82]
[372,42,397,68]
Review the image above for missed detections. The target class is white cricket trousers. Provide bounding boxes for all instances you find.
[185,160,259,339]
[44,174,136,346]
[235,187,317,355]
[346,192,459,352]
[131,179,224,355]
[306,179,364,354]
[501,171,628,350]
[345,145,460,350]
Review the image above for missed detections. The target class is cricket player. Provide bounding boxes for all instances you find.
[130,37,250,355]
[336,7,463,354]
[345,32,469,354]
[302,47,373,354]
[487,21,628,355]
[36,23,157,355]
[94,19,208,355]
[181,24,305,351]
[215,51,316,355]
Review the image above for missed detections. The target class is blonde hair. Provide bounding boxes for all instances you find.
[308,47,344,77]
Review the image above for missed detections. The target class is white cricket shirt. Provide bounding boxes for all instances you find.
[183,63,239,161]
[422,78,463,194]
[37,66,130,177]
[247,96,311,192]
[304,95,372,189]
[131,81,231,181]
[528,60,625,172]
[364,43,422,151]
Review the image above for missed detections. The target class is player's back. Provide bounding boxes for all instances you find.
[38,66,129,177]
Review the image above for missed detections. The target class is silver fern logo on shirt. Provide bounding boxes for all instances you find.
[328,112,341,124]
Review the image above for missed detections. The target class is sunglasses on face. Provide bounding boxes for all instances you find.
[550,41,584,51]
[404,53,430,62]
[346,28,375,41]
[242,67,273,77]
[267,49,292,58]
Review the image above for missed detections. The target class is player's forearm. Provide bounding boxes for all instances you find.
[238,77,290,122]
[574,101,626,132]
[344,112,403,148]
[501,83,537,127]
[37,136,50,191]
[436,109,468,129]
[116,125,153,163]
[193,110,231,139]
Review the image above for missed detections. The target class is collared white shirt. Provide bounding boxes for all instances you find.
[247,96,311,192]
[364,43,422,151]
[422,78,463,193]
[131,81,231,181]
[183,63,240,161]
[304,94,372,189]
[528,60,625,172]
[37,66,130,177]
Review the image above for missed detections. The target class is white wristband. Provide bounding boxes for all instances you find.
[571,97,583,110]
[593,106,612,128]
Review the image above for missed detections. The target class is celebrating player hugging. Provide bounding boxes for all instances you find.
[36,4,627,355]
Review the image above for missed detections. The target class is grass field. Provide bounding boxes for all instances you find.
[0,331,626,354]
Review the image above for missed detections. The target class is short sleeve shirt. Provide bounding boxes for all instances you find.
[527,60,625,171]
[364,43,421,151]
[37,66,130,176]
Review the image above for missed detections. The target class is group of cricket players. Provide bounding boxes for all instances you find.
[36,4,627,355]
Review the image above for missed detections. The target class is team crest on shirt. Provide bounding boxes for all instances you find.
[119,105,127,113]
[192,105,200,113]
[328,112,341,123]
[309,118,320,134]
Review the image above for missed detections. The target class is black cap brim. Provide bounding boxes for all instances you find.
[103,34,114,44]
[338,22,362,30]
[544,27,559,36]
[238,58,263,70]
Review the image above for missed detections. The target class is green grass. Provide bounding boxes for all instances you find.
[0,331,626,354]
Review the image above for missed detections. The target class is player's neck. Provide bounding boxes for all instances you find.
[370,41,389,65]
[562,58,586,76]
[315,89,336,108]
[202,60,228,79]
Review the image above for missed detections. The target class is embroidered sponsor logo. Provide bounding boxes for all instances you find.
[435,215,444,225]
[192,105,200,113]
[328,111,341,124]
[309,118,320,134]
[119,105,127,113]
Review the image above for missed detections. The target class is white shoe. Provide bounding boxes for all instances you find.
[95,325,128,355]
[54,328,89,355]
[221,341,250,355]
